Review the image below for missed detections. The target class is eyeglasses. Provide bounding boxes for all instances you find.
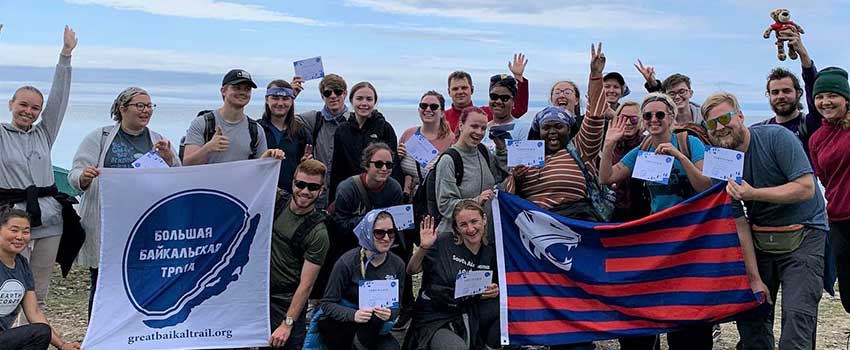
[552,89,575,96]
[666,89,690,97]
[705,111,738,130]
[294,180,322,192]
[621,114,640,125]
[127,102,156,111]
[373,229,396,240]
[322,89,345,98]
[642,111,667,121]
[369,160,394,169]
[489,93,513,102]
[419,103,440,111]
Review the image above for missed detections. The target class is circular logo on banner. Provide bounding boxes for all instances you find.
[122,189,261,328]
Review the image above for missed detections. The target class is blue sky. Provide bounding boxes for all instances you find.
[1,0,849,112]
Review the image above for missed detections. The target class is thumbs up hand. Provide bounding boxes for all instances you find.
[205,125,230,152]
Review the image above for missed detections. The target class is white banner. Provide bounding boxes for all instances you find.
[83,159,280,350]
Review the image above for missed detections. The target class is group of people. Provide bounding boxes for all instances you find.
[0,24,849,350]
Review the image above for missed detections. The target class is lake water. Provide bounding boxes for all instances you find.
[6,102,774,169]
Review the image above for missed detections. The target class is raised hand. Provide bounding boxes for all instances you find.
[62,25,77,56]
[154,139,176,166]
[590,42,606,74]
[419,215,437,250]
[509,53,528,82]
[291,76,304,98]
[604,115,628,145]
[634,59,656,84]
[205,126,230,152]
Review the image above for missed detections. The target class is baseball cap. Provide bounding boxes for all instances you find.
[603,72,631,97]
[222,69,257,88]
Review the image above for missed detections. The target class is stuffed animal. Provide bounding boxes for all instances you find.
[763,8,805,61]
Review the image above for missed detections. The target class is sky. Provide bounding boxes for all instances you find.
[1,0,849,112]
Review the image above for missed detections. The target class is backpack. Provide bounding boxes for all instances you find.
[565,141,615,222]
[272,190,328,260]
[178,110,260,160]
[412,144,491,227]
[754,116,809,140]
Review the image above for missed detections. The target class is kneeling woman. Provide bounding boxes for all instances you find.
[0,209,80,350]
[318,210,406,350]
[404,200,499,350]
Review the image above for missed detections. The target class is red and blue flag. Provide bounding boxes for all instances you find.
[493,183,763,346]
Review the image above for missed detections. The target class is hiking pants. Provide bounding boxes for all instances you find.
[737,228,825,350]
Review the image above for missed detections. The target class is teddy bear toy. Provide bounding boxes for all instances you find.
[763,8,805,61]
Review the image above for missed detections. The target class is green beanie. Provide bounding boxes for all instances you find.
[813,67,850,101]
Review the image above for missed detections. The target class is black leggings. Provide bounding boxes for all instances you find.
[0,323,52,350]
[318,316,399,350]
[830,221,850,314]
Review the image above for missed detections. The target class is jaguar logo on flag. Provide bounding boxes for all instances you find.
[515,210,582,272]
[122,189,261,328]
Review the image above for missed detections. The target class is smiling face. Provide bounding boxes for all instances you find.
[351,87,377,119]
[540,120,569,153]
[619,105,641,137]
[642,101,673,136]
[706,102,747,150]
[9,89,44,130]
[488,85,514,121]
[419,95,443,125]
[265,94,293,118]
[768,77,802,117]
[815,92,849,124]
[458,111,488,149]
[366,149,393,184]
[221,83,253,109]
[449,77,473,108]
[0,217,30,257]
[454,208,486,248]
[603,79,623,104]
[291,170,323,210]
[372,216,395,253]
[550,81,578,112]
[120,94,154,131]
[666,82,693,110]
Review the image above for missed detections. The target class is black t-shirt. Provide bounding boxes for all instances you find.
[319,247,406,322]
[421,232,497,309]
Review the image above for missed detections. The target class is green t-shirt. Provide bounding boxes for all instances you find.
[270,201,329,302]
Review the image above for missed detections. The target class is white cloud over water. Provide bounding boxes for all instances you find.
[65,0,321,25]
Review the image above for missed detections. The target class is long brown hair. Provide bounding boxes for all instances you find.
[421,90,450,139]
[263,80,299,138]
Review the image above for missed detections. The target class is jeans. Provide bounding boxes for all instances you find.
[736,228,826,350]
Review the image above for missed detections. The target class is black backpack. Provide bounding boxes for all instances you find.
[272,190,328,260]
[178,110,260,160]
[411,144,491,227]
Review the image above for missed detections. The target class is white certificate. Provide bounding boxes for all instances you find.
[454,270,493,298]
[384,204,415,230]
[506,140,545,167]
[358,279,400,309]
[632,151,674,184]
[702,146,744,181]
[132,151,169,169]
[293,56,325,81]
[406,132,439,168]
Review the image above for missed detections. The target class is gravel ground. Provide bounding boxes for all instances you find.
[44,266,849,349]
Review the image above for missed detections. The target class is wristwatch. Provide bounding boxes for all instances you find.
[285,316,294,326]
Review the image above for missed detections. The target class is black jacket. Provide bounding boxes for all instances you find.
[328,111,400,201]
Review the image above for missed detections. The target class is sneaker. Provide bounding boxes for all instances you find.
[712,324,722,340]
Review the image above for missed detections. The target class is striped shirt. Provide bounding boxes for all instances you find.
[504,114,604,210]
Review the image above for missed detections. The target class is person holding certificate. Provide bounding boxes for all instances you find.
[505,43,608,221]
[404,200,499,350]
[317,210,405,350]
[599,92,713,349]
[397,91,455,199]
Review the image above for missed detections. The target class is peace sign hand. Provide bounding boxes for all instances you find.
[634,59,656,85]
[590,42,606,74]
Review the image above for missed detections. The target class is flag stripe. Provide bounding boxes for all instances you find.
[600,218,737,247]
[509,319,675,335]
[606,233,740,258]
[508,296,758,321]
[605,247,744,272]
[596,185,731,231]
[508,287,756,309]
[505,272,753,297]
[508,328,673,346]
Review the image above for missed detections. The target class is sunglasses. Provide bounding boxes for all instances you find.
[419,103,440,111]
[369,160,394,169]
[642,111,667,121]
[705,111,738,130]
[621,114,640,125]
[373,229,396,240]
[322,89,345,98]
[489,93,513,102]
[294,180,322,192]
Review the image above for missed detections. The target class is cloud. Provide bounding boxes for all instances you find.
[355,24,503,44]
[344,0,701,31]
[65,0,321,25]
